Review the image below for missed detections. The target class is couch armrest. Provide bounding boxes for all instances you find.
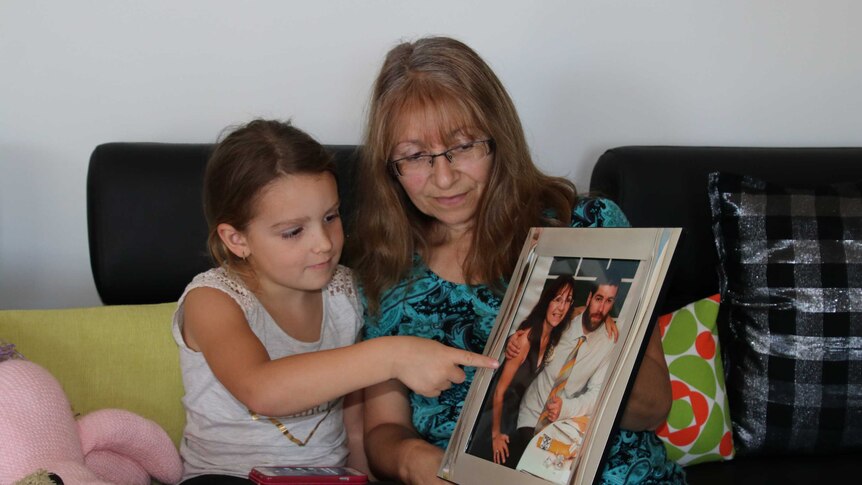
[0,303,184,447]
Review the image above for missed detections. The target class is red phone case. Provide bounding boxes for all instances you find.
[249,466,368,484]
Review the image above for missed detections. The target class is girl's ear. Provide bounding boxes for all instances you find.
[217,223,249,259]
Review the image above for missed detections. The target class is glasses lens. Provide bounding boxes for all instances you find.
[396,156,432,177]
[449,140,490,164]
[392,141,491,177]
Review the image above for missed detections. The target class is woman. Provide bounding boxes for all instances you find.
[487,275,577,466]
[353,36,684,484]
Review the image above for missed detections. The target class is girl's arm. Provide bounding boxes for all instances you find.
[182,287,497,417]
[363,380,449,485]
[618,326,672,430]
[343,390,371,476]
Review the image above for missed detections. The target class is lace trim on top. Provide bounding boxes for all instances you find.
[187,268,256,312]
[188,266,355,316]
[327,266,357,298]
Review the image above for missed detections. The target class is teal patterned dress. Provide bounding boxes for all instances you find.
[363,197,686,484]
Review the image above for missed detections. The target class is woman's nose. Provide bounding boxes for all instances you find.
[429,155,457,188]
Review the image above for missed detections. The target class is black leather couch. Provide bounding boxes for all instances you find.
[87,143,360,305]
[88,143,861,484]
[590,146,862,484]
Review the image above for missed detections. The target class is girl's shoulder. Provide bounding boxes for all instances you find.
[326,265,362,319]
[180,267,255,311]
[571,197,630,229]
[326,265,358,297]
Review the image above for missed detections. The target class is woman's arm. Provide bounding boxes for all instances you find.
[364,380,449,485]
[183,287,497,416]
[618,326,672,430]
[343,390,372,477]
[491,335,530,464]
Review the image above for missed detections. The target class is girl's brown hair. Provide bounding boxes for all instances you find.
[353,36,576,313]
[203,119,334,273]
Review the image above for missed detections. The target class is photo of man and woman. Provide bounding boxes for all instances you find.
[466,256,639,483]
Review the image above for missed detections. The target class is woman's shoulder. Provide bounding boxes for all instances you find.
[570,197,630,228]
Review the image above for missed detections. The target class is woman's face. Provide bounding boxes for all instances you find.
[545,284,574,327]
[389,108,492,237]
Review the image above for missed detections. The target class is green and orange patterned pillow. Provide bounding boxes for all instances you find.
[656,294,735,466]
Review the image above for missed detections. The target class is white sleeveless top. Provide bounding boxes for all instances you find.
[171,265,362,480]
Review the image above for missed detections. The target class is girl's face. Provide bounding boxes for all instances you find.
[389,108,492,238]
[239,172,343,295]
[545,284,574,327]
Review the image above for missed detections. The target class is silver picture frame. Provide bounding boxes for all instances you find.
[439,227,682,485]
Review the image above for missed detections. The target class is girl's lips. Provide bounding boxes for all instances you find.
[307,258,332,270]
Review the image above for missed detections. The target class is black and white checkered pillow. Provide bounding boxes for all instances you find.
[708,172,862,456]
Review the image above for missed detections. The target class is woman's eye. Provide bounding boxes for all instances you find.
[452,142,474,154]
[405,153,427,162]
[281,227,303,239]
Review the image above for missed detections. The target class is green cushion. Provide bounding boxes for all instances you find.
[655,294,735,466]
[0,302,184,447]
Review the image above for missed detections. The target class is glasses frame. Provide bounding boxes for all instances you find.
[388,139,494,177]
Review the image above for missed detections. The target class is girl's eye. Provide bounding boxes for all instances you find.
[281,227,303,239]
[324,211,341,224]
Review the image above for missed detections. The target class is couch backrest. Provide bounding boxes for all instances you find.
[87,143,360,305]
[590,146,862,314]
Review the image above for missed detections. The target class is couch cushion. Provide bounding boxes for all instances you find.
[657,294,735,466]
[0,303,184,446]
[87,143,360,305]
[589,146,862,314]
[708,172,862,455]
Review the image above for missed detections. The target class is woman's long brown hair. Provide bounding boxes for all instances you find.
[353,37,576,314]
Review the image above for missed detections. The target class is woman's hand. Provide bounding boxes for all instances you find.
[492,432,510,464]
[393,336,498,398]
[605,317,619,342]
[504,329,527,360]
[545,395,563,422]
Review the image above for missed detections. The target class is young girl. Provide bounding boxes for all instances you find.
[172,119,497,484]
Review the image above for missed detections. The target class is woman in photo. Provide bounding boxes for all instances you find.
[486,275,577,466]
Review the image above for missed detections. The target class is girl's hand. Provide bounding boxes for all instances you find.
[492,432,510,464]
[394,337,498,398]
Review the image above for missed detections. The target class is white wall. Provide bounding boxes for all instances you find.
[2,0,861,309]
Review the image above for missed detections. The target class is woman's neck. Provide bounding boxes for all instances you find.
[536,321,554,368]
[424,225,473,284]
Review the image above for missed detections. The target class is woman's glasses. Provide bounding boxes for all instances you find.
[389,139,493,178]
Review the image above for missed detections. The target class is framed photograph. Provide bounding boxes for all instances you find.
[439,227,681,485]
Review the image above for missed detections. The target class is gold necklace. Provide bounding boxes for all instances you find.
[249,405,334,447]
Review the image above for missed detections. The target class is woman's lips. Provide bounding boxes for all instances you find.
[434,193,467,206]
